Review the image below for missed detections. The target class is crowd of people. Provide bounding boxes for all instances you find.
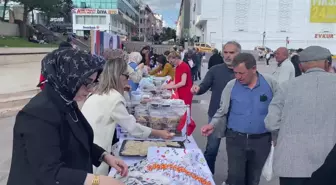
[5,39,336,185]
[196,41,336,185]
[6,41,206,185]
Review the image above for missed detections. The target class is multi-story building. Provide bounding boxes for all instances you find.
[176,16,182,39]
[154,13,163,35]
[177,0,191,40]
[138,4,155,41]
[195,0,336,53]
[188,0,202,42]
[72,0,140,39]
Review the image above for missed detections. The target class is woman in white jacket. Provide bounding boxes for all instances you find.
[81,56,174,176]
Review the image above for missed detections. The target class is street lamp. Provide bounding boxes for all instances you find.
[262,31,266,47]
[151,24,154,44]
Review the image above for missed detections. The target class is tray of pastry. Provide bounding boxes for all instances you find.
[119,140,185,157]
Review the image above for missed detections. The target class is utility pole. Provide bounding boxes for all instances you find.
[262,31,266,47]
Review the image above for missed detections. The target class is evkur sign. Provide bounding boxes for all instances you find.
[314,33,336,38]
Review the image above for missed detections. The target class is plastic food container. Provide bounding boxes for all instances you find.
[131,91,143,101]
[140,94,151,104]
[150,101,161,109]
[135,110,149,126]
[161,90,172,99]
[153,77,166,87]
[171,104,187,117]
[149,110,165,130]
[165,111,180,133]
[170,99,185,105]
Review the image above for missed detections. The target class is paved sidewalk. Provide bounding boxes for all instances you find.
[0,62,41,94]
[0,48,56,54]
[0,116,14,185]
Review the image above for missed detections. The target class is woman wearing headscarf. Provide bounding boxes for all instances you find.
[37,42,74,90]
[7,48,127,185]
[102,49,144,83]
[128,52,143,91]
[149,55,175,80]
[81,55,175,175]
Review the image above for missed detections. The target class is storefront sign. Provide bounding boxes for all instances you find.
[310,0,336,23]
[72,8,118,15]
[83,26,99,30]
[314,33,336,38]
[50,17,64,22]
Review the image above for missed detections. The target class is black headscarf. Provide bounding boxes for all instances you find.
[41,48,105,103]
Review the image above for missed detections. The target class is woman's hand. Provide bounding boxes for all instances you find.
[162,83,173,89]
[137,63,144,69]
[104,154,128,177]
[152,130,175,139]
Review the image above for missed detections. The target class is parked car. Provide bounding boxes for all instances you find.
[194,43,213,53]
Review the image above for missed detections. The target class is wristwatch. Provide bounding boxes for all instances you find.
[99,151,108,163]
[92,175,100,185]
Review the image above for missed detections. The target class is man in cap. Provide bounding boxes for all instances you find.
[265,46,336,185]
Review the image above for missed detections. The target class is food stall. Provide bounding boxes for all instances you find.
[108,76,215,185]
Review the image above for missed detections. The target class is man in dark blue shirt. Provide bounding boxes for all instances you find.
[191,41,240,174]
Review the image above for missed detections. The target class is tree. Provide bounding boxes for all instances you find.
[1,0,9,21]
[160,27,176,41]
[40,0,73,24]
[13,0,62,36]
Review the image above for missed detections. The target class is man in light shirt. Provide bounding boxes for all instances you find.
[273,47,295,83]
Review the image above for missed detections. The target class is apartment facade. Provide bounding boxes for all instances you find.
[72,0,140,39]
[194,0,336,53]
[154,13,163,35]
[138,4,155,41]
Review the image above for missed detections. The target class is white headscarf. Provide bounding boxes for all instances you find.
[128,52,142,64]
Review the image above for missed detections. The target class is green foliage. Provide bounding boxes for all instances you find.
[0,36,58,47]
[13,0,58,12]
[13,0,73,22]
[160,27,176,41]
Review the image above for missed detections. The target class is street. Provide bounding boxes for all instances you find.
[0,59,279,185]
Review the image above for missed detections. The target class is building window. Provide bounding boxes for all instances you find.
[75,15,106,25]
[99,16,106,24]
[76,15,84,24]
[80,2,86,8]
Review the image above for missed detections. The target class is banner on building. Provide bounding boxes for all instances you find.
[310,0,336,23]
[90,30,121,55]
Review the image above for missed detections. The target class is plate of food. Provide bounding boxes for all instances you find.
[119,140,185,157]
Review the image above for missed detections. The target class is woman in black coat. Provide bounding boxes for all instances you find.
[7,48,127,185]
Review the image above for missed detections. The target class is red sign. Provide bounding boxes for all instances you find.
[75,8,96,14]
[315,34,335,39]
[72,8,118,15]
